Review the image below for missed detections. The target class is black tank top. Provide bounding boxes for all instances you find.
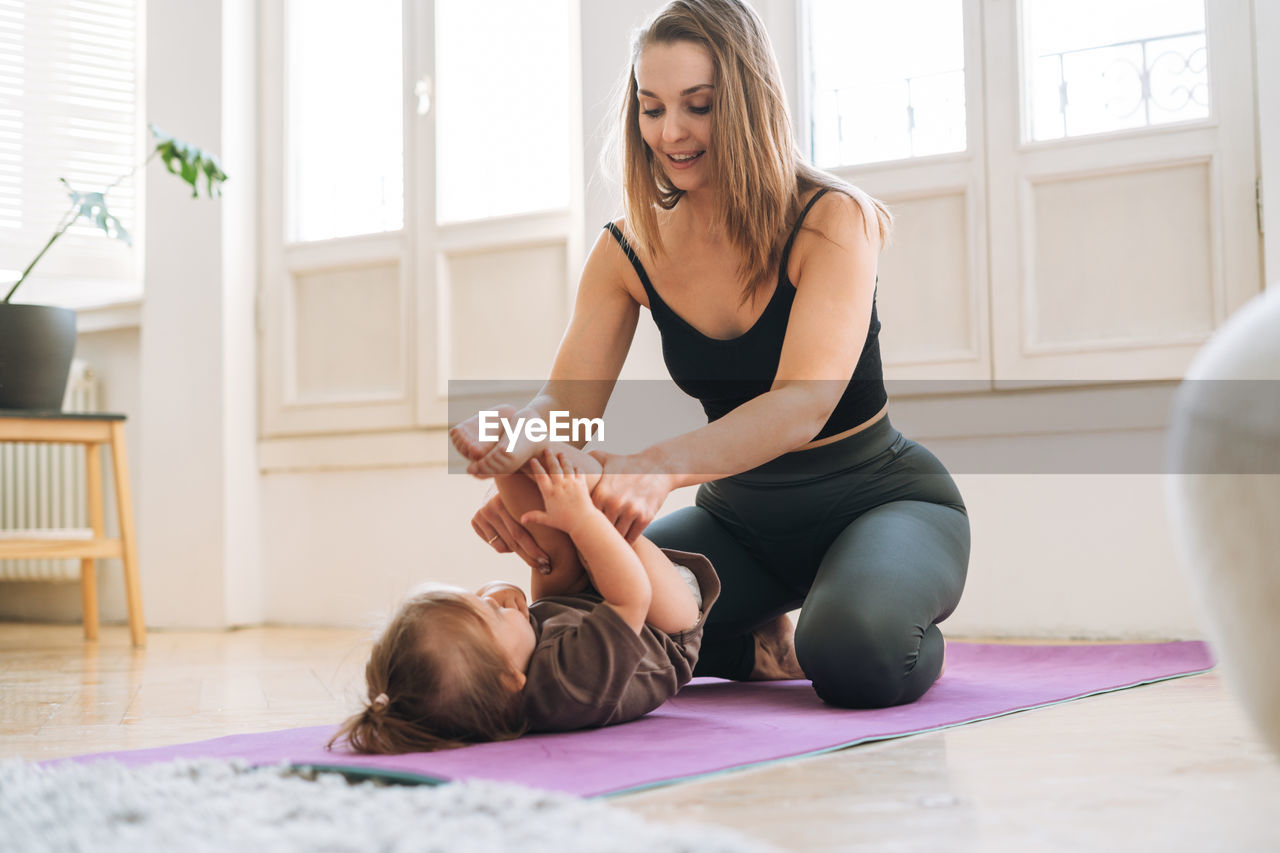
[604,189,887,440]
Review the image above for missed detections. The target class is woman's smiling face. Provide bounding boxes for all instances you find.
[634,40,715,193]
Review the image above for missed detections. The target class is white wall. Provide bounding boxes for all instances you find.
[1256,0,1280,286]
[138,0,261,629]
[943,472,1202,640]
[258,468,697,629]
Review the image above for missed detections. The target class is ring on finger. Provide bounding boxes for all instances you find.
[487,534,500,545]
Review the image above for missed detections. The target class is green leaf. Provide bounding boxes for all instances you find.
[202,154,228,198]
[149,123,229,198]
[62,179,132,247]
[7,122,228,302]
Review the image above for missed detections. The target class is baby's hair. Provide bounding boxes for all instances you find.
[327,590,528,754]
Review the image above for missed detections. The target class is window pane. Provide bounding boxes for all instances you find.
[435,0,571,223]
[287,0,403,243]
[807,0,966,168]
[1024,0,1209,142]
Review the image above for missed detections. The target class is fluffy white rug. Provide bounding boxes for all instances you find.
[0,758,774,853]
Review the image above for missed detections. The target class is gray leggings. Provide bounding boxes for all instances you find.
[644,416,969,708]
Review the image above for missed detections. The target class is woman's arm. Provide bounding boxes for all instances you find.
[591,192,880,539]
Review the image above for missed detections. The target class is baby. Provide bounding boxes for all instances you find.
[328,446,719,754]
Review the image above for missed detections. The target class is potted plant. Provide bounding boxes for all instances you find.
[0,124,228,411]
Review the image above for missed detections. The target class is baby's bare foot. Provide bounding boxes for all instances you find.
[748,613,806,681]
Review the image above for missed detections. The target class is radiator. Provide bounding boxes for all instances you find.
[0,360,99,581]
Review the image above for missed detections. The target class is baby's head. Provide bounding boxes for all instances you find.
[328,583,537,754]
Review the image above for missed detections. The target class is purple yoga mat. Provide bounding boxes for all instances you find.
[54,641,1212,797]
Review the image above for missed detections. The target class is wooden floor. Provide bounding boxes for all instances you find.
[3,624,1279,851]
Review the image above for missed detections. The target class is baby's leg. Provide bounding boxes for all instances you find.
[540,445,699,631]
[631,536,702,634]
[509,445,699,631]
[493,444,601,598]
[551,445,699,632]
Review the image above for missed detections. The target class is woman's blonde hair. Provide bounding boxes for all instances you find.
[327,591,527,755]
[618,0,892,303]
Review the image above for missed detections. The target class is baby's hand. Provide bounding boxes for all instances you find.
[519,450,596,535]
[475,581,529,616]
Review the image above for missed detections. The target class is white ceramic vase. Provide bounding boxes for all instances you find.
[1167,286,1280,757]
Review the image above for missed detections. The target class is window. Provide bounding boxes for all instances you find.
[286,0,403,243]
[261,0,582,442]
[806,0,967,168]
[1023,0,1209,142]
[434,0,572,223]
[800,0,1257,387]
[0,0,139,301]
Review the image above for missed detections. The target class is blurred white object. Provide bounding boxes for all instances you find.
[1167,286,1280,758]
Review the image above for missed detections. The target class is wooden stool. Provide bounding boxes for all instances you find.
[0,411,145,646]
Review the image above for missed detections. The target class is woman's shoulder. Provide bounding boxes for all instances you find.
[794,182,888,253]
[782,184,885,286]
[596,215,645,267]
[601,208,677,245]
[802,185,868,232]
[584,216,650,305]
[597,211,676,271]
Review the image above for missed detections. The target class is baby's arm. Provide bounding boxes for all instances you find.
[520,450,650,632]
[627,535,700,635]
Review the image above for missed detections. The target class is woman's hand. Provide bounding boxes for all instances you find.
[469,486,550,571]
[449,403,543,478]
[587,450,677,543]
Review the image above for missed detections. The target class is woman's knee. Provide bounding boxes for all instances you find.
[794,603,936,708]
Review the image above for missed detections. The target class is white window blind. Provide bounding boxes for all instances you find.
[0,0,139,300]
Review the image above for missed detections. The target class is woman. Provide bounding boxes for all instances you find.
[450,0,969,708]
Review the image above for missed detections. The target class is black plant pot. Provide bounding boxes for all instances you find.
[0,303,77,411]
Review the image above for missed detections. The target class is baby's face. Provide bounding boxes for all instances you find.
[469,582,536,681]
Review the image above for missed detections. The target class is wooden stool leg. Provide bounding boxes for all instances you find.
[82,443,104,642]
[108,422,146,647]
[80,559,99,640]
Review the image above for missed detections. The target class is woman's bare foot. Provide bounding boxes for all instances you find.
[748,613,806,680]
